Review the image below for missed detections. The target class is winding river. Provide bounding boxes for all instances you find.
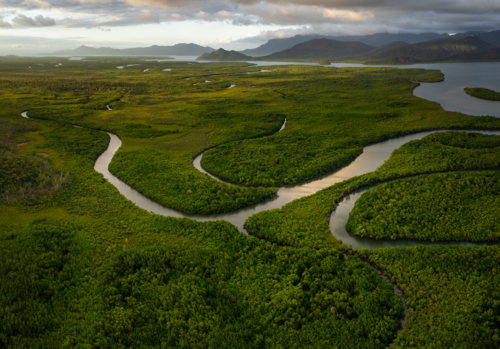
[21,63,500,251]
[21,63,500,336]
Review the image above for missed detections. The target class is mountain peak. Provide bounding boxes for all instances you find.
[197,48,251,61]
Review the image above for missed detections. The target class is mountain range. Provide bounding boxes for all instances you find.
[196,35,500,64]
[42,43,215,56]
[260,38,374,60]
[365,35,497,63]
[240,30,500,57]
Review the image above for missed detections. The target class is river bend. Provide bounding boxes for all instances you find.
[21,67,500,250]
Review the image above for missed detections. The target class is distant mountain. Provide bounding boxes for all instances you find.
[366,41,410,55]
[42,43,215,56]
[196,48,252,61]
[445,47,500,63]
[240,33,451,56]
[453,30,500,46]
[364,56,421,65]
[240,35,328,56]
[365,35,496,63]
[259,38,374,61]
[333,32,450,47]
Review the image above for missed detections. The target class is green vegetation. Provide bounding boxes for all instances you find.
[347,171,500,241]
[361,245,500,348]
[0,118,69,206]
[318,60,331,65]
[245,132,500,249]
[380,132,500,176]
[1,218,404,348]
[2,57,500,348]
[0,219,91,347]
[201,70,500,188]
[0,154,69,205]
[109,149,277,214]
[465,87,500,101]
[0,120,404,346]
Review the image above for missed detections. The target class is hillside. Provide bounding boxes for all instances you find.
[240,35,330,56]
[196,48,252,61]
[366,35,496,63]
[240,33,449,56]
[260,38,374,61]
[366,41,410,54]
[42,43,215,56]
[455,30,500,46]
[445,47,500,62]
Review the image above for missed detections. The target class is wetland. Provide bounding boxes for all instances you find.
[1,56,500,348]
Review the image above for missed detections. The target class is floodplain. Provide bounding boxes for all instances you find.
[1,56,500,348]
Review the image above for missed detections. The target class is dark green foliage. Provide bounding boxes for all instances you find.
[362,245,500,349]
[0,118,38,143]
[0,218,405,348]
[202,131,362,187]
[0,118,68,205]
[425,131,500,148]
[245,174,381,249]
[347,171,500,241]
[465,87,500,101]
[0,118,38,156]
[245,132,500,249]
[38,122,141,217]
[379,132,500,177]
[3,59,500,349]
[45,216,402,349]
[0,219,91,347]
[43,123,110,162]
[0,154,69,204]
[109,149,278,214]
[200,72,470,187]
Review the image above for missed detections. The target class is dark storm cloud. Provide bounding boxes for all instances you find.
[0,0,498,34]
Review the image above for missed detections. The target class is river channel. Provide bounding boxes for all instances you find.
[22,62,500,250]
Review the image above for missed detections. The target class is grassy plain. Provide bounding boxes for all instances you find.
[1,56,500,348]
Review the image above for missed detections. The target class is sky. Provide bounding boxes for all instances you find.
[0,0,499,55]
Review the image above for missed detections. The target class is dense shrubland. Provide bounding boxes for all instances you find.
[0,113,404,348]
[465,87,500,101]
[379,132,500,177]
[246,132,500,249]
[426,131,500,148]
[0,118,69,206]
[109,149,278,214]
[362,245,500,349]
[347,171,500,241]
[0,217,405,348]
[0,219,91,347]
[201,75,500,187]
[2,58,500,348]
[0,154,69,204]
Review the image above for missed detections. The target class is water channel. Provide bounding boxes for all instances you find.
[22,62,500,250]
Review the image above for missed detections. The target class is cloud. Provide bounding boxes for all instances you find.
[11,14,56,26]
[0,0,498,36]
